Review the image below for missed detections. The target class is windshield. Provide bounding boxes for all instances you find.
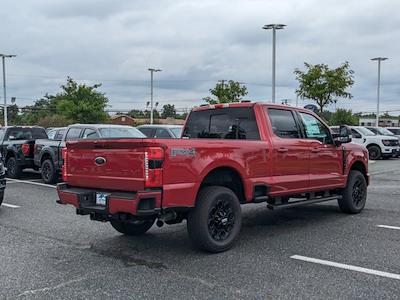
[376,128,394,135]
[99,127,146,138]
[170,127,182,138]
[356,127,376,136]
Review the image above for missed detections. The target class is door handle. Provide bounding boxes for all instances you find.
[311,148,319,153]
[278,147,288,153]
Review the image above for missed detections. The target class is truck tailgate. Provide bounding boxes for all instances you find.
[65,139,148,191]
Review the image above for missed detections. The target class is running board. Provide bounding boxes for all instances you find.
[267,195,341,210]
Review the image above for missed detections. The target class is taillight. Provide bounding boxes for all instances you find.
[22,144,30,156]
[144,147,164,188]
[61,147,68,182]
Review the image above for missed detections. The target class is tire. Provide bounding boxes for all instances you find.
[41,159,57,184]
[367,145,381,160]
[187,186,242,253]
[6,157,22,179]
[338,170,367,214]
[110,218,155,236]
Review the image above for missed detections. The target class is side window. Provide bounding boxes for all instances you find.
[299,112,332,144]
[138,128,153,138]
[65,128,82,141]
[55,129,65,141]
[47,130,56,140]
[154,128,171,138]
[351,129,362,139]
[267,109,301,139]
[82,128,99,139]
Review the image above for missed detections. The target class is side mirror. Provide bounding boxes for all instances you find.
[333,125,352,146]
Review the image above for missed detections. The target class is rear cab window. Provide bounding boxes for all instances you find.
[6,127,47,140]
[182,107,260,140]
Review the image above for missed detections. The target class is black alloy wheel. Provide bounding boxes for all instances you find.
[208,198,235,242]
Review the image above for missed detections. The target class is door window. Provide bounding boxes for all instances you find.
[299,112,333,144]
[82,128,99,139]
[138,128,153,138]
[267,109,301,139]
[351,129,362,139]
[55,129,65,140]
[154,128,171,138]
[65,128,82,141]
[47,130,57,140]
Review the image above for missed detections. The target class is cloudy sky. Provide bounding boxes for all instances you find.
[1,0,399,114]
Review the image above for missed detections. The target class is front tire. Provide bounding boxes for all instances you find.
[41,159,57,184]
[338,170,367,214]
[367,145,381,160]
[187,186,242,253]
[6,157,22,179]
[110,218,155,236]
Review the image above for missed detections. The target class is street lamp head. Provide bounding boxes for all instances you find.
[263,24,286,30]
[0,54,16,58]
[148,68,162,72]
[371,57,388,61]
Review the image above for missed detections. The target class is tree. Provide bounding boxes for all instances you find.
[330,109,359,126]
[0,104,22,125]
[203,80,248,104]
[294,62,354,112]
[161,104,176,118]
[20,94,57,125]
[54,77,109,123]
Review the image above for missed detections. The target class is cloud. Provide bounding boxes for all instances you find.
[0,0,399,114]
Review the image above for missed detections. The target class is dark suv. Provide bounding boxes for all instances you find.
[0,126,48,178]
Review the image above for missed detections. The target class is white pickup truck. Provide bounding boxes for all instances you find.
[331,126,400,160]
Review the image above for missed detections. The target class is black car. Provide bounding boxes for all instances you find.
[0,126,48,178]
[34,124,146,184]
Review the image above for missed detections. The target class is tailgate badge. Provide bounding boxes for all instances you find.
[95,156,106,166]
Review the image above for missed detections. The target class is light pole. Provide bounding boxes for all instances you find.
[262,24,286,103]
[1,54,16,126]
[148,68,162,124]
[371,57,388,126]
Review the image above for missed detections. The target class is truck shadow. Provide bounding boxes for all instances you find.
[85,203,366,268]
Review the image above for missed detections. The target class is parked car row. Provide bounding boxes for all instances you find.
[0,124,183,184]
[330,125,400,160]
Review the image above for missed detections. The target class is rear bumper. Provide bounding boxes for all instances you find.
[56,183,162,218]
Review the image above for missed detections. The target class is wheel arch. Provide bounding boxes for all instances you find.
[366,143,381,150]
[197,166,246,204]
[40,150,54,164]
[349,160,369,185]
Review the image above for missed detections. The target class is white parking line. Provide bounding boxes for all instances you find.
[6,179,56,189]
[2,203,20,208]
[377,225,400,231]
[291,255,400,280]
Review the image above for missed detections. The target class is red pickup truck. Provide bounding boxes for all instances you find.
[57,102,369,252]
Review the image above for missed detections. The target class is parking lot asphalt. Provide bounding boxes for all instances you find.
[0,160,399,299]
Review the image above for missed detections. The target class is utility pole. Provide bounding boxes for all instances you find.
[1,54,16,126]
[148,68,162,124]
[218,79,226,102]
[262,24,286,103]
[371,57,388,127]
